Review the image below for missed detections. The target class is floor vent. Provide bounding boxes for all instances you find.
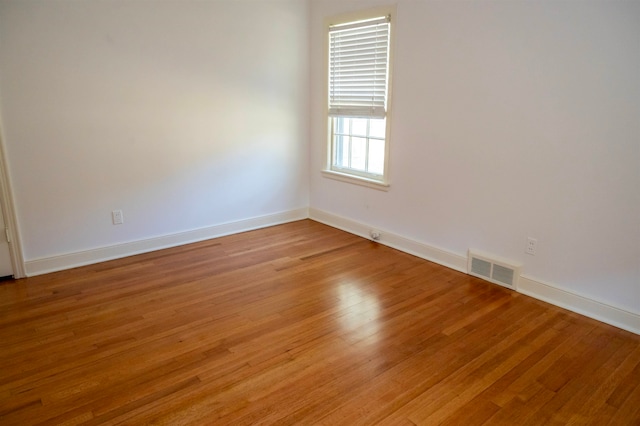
[467,250,521,290]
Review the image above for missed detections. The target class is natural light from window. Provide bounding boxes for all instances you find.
[332,117,386,176]
[325,10,393,188]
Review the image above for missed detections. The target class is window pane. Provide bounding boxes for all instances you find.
[368,138,385,175]
[369,118,386,139]
[335,117,349,135]
[334,134,349,168]
[351,119,367,137]
[351,137,366,170]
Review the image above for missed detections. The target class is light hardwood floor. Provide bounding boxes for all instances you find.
[1,220,638,425]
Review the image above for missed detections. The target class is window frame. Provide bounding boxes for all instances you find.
[322,6,395,191]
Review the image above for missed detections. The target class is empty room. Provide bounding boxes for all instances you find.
[0,0,638,424]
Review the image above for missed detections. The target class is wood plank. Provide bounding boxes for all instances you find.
[0,219,638,425]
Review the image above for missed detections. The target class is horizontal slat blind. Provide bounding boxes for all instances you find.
[329,16,390,118]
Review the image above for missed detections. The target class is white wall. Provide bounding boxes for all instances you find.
[0,0,309,262]
[310,1,639,314]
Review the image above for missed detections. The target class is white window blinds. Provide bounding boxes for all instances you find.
[328,16,390,119]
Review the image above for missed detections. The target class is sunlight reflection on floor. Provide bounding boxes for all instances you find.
[337,282,381,342]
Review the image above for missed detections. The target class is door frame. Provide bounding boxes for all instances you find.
[0,123,25,278]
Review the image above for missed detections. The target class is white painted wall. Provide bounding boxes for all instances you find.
[310,1,640,314]
[0,0,309,262]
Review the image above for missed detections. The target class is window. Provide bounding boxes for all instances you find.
[324,11,393,189]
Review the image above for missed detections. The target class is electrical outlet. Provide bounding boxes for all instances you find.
[370,230,382,241]
[112,210,124,225]
[526,237,537,255]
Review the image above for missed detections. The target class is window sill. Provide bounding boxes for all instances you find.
[321,170,390,191]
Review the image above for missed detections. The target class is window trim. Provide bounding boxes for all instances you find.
[321,169,391,191]
[323,6,395,189]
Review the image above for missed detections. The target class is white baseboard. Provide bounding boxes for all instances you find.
[24,208,309,277]
[518,276,639,335]
[309,208,640,335]
[309,208,468,273]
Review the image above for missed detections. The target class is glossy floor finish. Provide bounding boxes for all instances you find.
[1,220,639,425]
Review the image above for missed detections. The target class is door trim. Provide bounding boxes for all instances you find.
[0,121,25,278]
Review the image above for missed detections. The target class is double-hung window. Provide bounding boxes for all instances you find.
[325,10,393,189]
